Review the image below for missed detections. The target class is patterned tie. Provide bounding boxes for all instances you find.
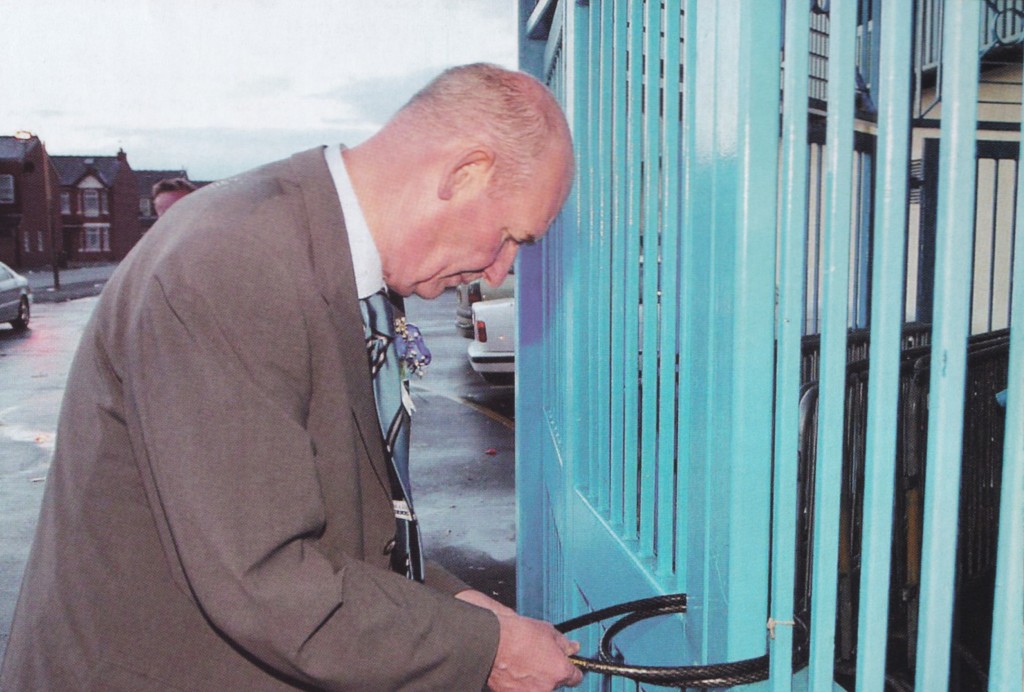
[360,289,425,582]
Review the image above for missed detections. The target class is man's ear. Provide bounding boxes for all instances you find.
[438,147,495,201]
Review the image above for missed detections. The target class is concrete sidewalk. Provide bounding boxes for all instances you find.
[24,263,117,304]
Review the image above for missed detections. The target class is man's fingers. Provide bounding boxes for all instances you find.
[557,636,580,656]
[560,663,584,687]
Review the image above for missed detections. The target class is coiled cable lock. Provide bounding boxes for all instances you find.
[555,593,770,689]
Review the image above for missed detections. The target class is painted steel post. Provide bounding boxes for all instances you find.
[769,0,811,687]
[856,4,914,691]
[809,1,858,688]
[914,3,981,689]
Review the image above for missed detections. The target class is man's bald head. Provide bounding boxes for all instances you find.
[387,63,573,194]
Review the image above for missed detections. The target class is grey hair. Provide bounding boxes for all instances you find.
[394,63,565,191]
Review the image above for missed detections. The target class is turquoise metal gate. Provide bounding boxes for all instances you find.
[516,1,1023,690]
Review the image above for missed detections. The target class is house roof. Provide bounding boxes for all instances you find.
[51,154,125,187]
[0,136,41,162]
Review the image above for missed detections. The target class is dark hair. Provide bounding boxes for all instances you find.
[151,177,197,198]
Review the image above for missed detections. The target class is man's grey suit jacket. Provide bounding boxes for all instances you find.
[0,147,499,691]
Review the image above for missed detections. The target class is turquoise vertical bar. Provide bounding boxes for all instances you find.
[683,0,718,660]
[673,0,695,594]
[565,0,590,501]
[914,2,980,689]
[723,0,779,664]
[856,2,913,690]
[580,0,597,495]
[769,0,810,687]
[584,0,600,499]
[809,0,857,688]
[608,0,629,533]
[514,0,547,620]
[655,0,682,577]
[987,108,1024,690]
[638,0,663,557]
[594,0,614,514]
[622,0,645,541]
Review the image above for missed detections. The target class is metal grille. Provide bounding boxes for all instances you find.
[517,2,1023,690]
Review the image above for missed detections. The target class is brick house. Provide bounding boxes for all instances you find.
[0,134,62,269]
[53,150,141,263]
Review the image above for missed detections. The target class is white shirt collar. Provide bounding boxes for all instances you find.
[323,144,383,299]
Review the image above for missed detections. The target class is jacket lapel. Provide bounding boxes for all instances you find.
[287,146,391,490]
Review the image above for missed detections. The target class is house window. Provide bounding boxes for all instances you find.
[80,223,110,252]
[37,229,45,252]
[22,229,31,254]
[0,174,14,204]
[60,191,71,214]
[140,197,153,216]
[82,189,100,217]
[99,190,109,215]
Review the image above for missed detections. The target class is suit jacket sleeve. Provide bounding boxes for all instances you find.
[120,216,499,690]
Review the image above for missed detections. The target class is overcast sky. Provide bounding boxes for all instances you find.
[1,0,518,180]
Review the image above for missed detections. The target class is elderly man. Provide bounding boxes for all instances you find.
[1,64,579,691]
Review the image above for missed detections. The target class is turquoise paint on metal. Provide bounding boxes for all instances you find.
[537,0,575,627]
[638,0,663,558]
[520,3,1018,690]
[914,2,981,689]
[515,0,571,623]
[769,0,811,687]
[608,0,629,534]
[514,0,549,622]
[564,0,589,512]
[622,0,645,543]
[856,3,914,691]
[682,0,717,661]
[706,0,740,660]
[988,95,1024,690]
[722,0,778,663]
[672,0,695,594]
[579,0,597,498]
[655,0,683,578]
[809,0,858,688]
[592,0,614,515]
[676,0,781,668]
[590,0,604,504]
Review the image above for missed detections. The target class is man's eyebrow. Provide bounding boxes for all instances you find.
[516,234,539,246]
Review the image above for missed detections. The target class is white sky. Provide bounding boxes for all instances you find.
[1,0,518,180]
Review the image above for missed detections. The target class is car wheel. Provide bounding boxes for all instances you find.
[11,297,29,330]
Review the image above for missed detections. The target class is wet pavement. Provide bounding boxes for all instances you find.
[406,294,517,606]
[0,267,516,660]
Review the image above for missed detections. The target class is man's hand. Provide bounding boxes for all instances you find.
[456,590,583,691]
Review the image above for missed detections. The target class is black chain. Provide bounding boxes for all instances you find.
[556,593,770,689]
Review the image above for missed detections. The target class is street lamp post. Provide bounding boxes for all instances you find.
[41,140,60,290]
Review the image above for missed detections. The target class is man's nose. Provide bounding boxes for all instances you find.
[483,241,519,287]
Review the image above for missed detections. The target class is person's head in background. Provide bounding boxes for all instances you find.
[152,177,198,217]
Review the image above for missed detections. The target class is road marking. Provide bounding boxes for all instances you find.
[410,382,514,430]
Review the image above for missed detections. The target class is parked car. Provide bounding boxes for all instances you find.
[0,261,31,330]
[468,297,515,385]
[455,273,515,337]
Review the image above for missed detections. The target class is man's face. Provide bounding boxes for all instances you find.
[393,150,572,299]
[154,190,190,217]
